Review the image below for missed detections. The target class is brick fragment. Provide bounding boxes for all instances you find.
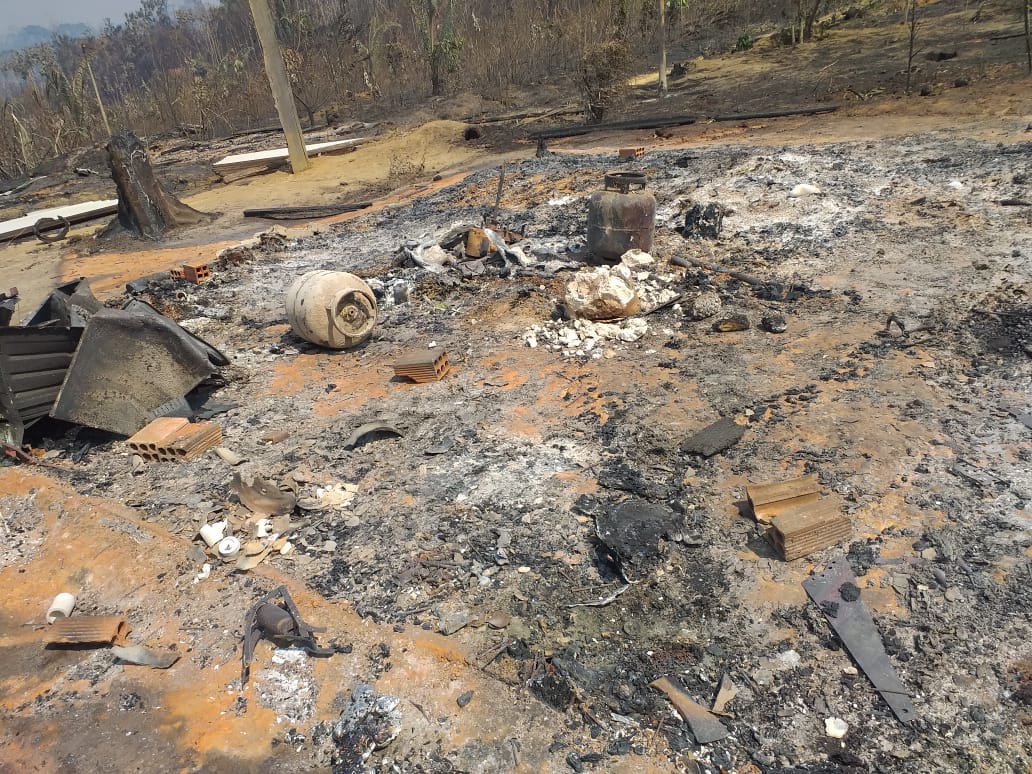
[768,500,851,561]
[748,474,821,525]
[393,349,450,383]
[128,418,222,462]
[182,261,212,284]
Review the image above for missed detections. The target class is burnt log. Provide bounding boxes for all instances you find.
[107,130,211,239]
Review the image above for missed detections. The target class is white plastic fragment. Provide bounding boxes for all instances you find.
[790,183,822,197]
[46,592,76,624]
[199,520,227,547]
[218,536,242,559]
[825,717,849,738]
[215,447,244,466]
[194,563,212,583]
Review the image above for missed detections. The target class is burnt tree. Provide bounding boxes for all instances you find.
[107,130,211,239]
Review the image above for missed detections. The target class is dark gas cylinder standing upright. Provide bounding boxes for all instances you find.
[586,171,657,261]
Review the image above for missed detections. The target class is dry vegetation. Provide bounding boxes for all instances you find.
[0,0,909,179]
[0,0,1029,181]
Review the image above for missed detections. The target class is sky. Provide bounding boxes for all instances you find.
[2,0,198,32]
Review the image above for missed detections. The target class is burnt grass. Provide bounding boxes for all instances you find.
[25,134,1032,772]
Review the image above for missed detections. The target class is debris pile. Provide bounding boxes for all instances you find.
[524,250,684,355]
[3,132,1031,773]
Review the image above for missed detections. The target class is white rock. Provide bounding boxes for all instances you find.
[620,249,655,270]
[825,717,849,738]
[558,329,582,347]
[617,318,648,342]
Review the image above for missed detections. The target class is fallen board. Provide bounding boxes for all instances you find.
[213,137,370,173]
[0,200,118,243]
[242,201,373,220]
[529,104,839,141]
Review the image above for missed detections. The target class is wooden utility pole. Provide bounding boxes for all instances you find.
[82,48,112,138]
[248,0,309,173]
[658,0,668,96]
[1025,0,1031,74]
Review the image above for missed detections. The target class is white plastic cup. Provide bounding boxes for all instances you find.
[218,536,241,559]
[47,592,76,624]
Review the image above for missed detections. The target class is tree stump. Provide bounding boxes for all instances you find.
[106,130,211,239]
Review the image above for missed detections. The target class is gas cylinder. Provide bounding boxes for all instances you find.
[285,270,377,349]
[586,171,656,261]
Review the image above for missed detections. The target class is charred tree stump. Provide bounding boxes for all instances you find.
[107,130,211,239]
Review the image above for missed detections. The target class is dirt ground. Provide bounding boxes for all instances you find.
[1,1,1031,772]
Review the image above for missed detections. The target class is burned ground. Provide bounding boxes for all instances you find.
[2,128,1028,773]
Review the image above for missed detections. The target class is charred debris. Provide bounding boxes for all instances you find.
[3,134,1031,773]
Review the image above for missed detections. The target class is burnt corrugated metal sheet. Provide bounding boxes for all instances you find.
[50,305,226,436]
[0,326,82,444]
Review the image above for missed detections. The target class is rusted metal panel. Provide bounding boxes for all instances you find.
[804,557,916,724]
[45,616,131,645]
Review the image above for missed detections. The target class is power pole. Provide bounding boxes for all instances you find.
[658,0,668,96]
[248,0,309,173]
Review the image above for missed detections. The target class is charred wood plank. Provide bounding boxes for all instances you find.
[528,105,839,140]
[243,201,373,220]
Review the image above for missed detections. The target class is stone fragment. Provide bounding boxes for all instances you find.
[761,312,788,333]
[713,314,751,332]
[620,249,655,270]
[685,290,722,321]
[565,265,640,321]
